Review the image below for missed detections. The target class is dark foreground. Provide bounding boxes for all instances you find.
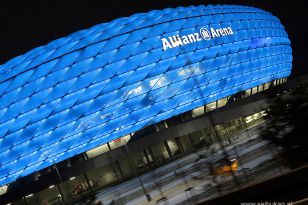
[198,165,308,205]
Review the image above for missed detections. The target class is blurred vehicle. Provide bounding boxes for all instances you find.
[213,159,238,176]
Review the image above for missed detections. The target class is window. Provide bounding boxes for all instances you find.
[258,85,263,92]
[264,82,270,90]
[192,106,205,117]
[244,110,266,125]
[245,89,251,97]
[206,101,217,112]
[217,98,228,108]
[251,86,258,95]
[156,121,168,131]
[86,144,109,158]
[188,130,205,148]
[109,134,131,150]
[166,139,180,156]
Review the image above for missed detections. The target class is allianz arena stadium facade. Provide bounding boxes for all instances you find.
[0,5,292,186]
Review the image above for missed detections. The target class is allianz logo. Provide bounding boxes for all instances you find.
[161,27,234,51]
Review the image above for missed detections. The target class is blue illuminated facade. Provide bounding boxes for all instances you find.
[0,5,292,186]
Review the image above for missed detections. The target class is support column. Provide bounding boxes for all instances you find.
[56,184,65,204]
[107,153,119,181]
[175,137,184,154]
[115,160,124,177]
[148,147,155,164]
[125,144,151,201]
[143,149,150,163]
[53,164,66,203]
[24,197,30,205]
[83,173,93,192]
[164,141,173,158]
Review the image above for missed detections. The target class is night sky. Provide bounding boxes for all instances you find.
[0,0,307,78]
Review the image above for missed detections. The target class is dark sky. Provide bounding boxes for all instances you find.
[0,0,307,78]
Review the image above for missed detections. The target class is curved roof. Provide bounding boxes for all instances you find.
[0,5,292,185]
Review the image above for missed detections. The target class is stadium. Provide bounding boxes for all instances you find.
[0,4,295,205]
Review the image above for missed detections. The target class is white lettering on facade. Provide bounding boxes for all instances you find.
[161,26,234,51]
